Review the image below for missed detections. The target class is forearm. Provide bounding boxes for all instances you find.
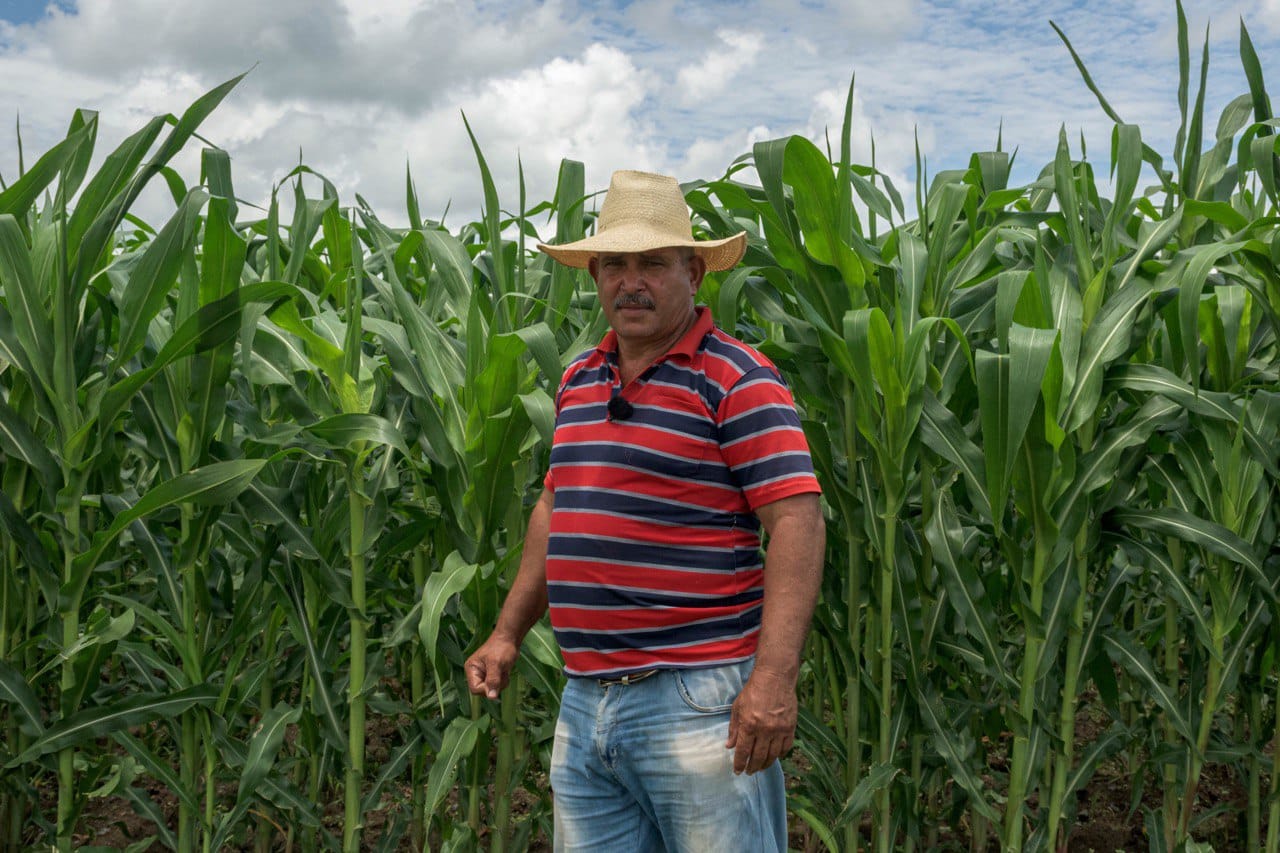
[491,490,553,645]
[753,494,825,682]
[465,492,553,698]
[726,493,824,773]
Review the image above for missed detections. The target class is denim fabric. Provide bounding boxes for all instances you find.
[549,659,787,852]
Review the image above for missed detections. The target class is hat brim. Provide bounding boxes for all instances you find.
[538,228,747,272]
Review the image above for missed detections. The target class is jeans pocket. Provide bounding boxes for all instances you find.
[674,661,749,713]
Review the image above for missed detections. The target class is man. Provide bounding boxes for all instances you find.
[465,170,825,852]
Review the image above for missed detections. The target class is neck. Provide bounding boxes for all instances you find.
[616,309,698,384]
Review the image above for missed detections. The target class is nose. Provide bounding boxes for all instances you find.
[617,260,645,290]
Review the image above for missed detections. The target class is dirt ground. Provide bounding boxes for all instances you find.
[54,762,1269,851]
[36,711,1275,851]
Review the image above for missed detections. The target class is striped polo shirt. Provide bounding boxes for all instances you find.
[543,306,821,677]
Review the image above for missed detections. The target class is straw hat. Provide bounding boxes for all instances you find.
[537,170,746,271]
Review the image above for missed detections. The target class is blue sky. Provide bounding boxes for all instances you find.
[0,0,68,25]
[1,0,1277,226]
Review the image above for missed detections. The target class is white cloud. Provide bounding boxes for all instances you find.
[173,42,659,230]
[0,0,600,224]
[676,30,765,104]
[418,44,660,219]
[677,124,775,183]
[1,0,1277,229]
[12,0,578,112]
[759,0,918,40]
[338,0,431,40]
[1257,0,1280,31]
[805,85,919,204]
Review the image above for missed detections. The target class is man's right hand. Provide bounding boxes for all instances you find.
[465,634,520,699]
[464,491,553,700]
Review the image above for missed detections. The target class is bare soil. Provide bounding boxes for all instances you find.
[36,708,1275,851]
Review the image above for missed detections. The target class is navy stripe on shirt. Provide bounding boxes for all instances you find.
[547,533,762,573]
[551,486,761,531]
[548,582,764,610]
[554,606,763,652]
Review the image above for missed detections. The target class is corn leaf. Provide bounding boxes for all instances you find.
[113,731,199,815]
[268,558,345,751]
[115,189,209,366]
[1109,507,1265,580]
[1062,275,1154,433]
[1104,635,1196,746]
[9,684,218,765]
[836,762,901,826]
[236,702,301,805]
[0,661,44,738]
[424,714,488,823]
[0,122,93,220]
[66,458,270,607]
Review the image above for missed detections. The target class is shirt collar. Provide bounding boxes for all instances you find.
[596,306,714,363]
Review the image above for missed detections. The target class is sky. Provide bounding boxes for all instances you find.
[1,0,1278,230]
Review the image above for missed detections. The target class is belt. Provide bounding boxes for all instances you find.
[597,669,660,687]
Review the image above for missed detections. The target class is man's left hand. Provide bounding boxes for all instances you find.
[725,667,797,775]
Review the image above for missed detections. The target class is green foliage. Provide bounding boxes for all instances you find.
[0,13,1278,853]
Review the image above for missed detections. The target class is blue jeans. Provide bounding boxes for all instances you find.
[549,659,787,852]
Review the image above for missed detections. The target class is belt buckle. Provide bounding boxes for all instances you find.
[600,668,658,687]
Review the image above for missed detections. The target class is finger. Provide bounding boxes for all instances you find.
[732,735,755,775]
[761,738,785,774]
[725,704,739,749]
[465,660,486,694]
[745,737,779,775]
[482,661,505,699]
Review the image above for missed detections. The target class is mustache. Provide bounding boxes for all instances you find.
[614,294,655,310]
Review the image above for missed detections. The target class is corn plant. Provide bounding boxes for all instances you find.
[0,73,297,852]
[0,7,1278,850]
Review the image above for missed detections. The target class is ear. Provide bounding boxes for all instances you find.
[687,254,707,293]
[587,255,600,282]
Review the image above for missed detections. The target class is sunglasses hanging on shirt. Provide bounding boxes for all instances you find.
[607,393,634,421]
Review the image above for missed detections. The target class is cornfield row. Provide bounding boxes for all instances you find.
[1,7,1278,851]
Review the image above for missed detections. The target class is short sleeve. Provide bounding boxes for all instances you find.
[716,366,821,509]
[542,361,580,494]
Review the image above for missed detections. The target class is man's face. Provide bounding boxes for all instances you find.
[589,247,706,352]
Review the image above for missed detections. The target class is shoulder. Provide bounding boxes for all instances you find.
[558,348,600,387]
[553,348,605,411]
[685,327,796,423]
[698,327,780,385]
[699,329,794,409]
